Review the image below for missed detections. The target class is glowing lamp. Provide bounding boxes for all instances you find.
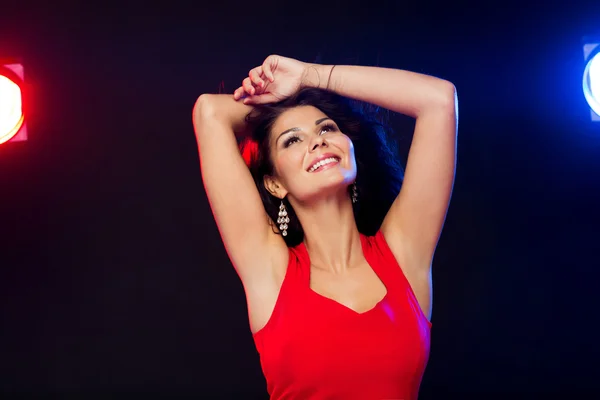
[583,42,600,121]
[0,63,27,144]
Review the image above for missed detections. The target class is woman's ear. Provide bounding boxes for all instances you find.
[263,175,288,199]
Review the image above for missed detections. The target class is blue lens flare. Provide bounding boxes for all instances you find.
[583,52,600,116]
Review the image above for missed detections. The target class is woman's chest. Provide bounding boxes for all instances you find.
[263,296,430,388]
[308,262,388,314]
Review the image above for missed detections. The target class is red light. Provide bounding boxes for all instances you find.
[0,63,27,144]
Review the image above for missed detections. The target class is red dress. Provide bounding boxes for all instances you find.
[253,230,432,400]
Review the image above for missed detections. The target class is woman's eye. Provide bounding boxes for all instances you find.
[320,124,336,135]
[283,136,300,147]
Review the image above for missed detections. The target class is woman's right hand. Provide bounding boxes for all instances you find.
[233,55,311,105]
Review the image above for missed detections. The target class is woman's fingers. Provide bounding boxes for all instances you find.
[262,56,275,82]
[249,67,266,88]
[242,77,256,96]
[234,62,274,101]
[233,86,245,100]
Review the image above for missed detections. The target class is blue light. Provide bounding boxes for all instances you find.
[583,49,600,117]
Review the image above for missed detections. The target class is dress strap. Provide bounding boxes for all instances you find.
[360,230,412,293]
[253,242,311,348]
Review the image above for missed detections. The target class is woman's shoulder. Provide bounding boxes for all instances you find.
[361,229,390,251]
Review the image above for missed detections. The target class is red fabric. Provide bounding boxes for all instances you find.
[240,138,258,167]
[253,230,432,400]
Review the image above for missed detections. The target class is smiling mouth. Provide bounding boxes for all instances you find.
[307,157,340,173]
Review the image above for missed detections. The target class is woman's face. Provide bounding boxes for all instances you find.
[265,105,357,202]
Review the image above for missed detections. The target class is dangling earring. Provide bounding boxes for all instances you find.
[277,201,290,236]
[351,182,358,204]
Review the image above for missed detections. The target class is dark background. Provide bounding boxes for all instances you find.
[1,1,599,398]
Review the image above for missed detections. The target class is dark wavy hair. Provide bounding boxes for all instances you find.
[240,87,404,247]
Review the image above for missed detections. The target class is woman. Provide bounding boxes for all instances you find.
[192,55,457,399]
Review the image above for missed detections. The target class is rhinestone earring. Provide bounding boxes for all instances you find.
[277,201,290,236]
[351,182,358,204]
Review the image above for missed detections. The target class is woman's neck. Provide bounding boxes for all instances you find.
[292,192,363,274]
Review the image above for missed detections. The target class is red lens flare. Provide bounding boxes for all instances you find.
[0,72,24,144]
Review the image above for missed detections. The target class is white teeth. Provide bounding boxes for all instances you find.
[308,157,339,172]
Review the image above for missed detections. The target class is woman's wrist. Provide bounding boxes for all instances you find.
[301,64,336,91]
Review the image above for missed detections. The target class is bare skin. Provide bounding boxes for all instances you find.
[266,105,387,315]
[193,55,457,333]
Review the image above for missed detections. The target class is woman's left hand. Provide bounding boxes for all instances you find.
[233,55,311,105]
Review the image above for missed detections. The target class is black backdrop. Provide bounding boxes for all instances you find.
[1,1,599,398]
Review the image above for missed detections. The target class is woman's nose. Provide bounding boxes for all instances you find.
[310,136,328,152]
